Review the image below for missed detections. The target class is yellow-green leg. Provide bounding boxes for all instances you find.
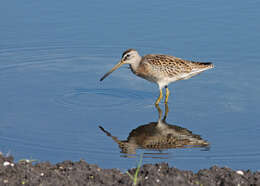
[155,89,163,105]
[165,87,170,104]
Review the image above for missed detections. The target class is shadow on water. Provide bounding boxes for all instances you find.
[99,104,209,159]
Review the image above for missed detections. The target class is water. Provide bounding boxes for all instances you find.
[0,0,260,171]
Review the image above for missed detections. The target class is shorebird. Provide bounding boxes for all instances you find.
[99,104,209,154]
[100,49,214,105]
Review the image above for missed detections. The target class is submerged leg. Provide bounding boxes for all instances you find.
[162,103,169,121]
[155,104,163,121]
[165,86,170,104]
[155,89,163,105]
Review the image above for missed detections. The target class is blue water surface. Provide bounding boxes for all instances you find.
[0,0,260,171]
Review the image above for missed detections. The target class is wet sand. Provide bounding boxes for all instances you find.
[0,154,259,186]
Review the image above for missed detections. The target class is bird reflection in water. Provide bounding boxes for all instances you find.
[99,104,209,158]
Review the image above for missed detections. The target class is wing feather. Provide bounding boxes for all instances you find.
[142,54,193,78]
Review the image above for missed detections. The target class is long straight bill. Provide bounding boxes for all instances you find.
[100,61,124,81]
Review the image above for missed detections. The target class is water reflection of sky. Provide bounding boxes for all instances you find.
[0,1,260,171]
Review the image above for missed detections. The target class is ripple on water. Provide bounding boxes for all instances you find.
[0,42,155,112]
[0,44,96,73]
[54,88,145,110]
[0,43,170,72]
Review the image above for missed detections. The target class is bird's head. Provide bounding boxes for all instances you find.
[100,49,141,81]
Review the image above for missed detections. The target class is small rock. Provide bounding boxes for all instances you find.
[236,170,244,175]
[3,161,11,166]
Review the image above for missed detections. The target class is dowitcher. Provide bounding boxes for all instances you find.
[99,104,209,154]
[100,49,214,105]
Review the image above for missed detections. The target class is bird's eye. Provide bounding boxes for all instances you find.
[124,54,130,60]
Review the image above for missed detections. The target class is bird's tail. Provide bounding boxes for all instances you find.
[193,61,214,70]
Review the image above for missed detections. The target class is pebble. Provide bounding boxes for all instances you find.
[3,161,15,167]
[236,170,244,175]
[3,161,11,166]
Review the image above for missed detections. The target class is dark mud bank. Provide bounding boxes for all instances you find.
[0,154,259,186]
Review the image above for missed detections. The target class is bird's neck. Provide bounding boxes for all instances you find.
[129,56,142,73]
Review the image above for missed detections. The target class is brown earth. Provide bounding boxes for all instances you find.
[0,154,259,186]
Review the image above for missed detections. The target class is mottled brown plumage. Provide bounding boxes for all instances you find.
[135,54,213,82]
[100,49,214,104]
[99,104,209,154]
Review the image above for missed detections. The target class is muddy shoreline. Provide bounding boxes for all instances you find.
[0,154,259,186]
